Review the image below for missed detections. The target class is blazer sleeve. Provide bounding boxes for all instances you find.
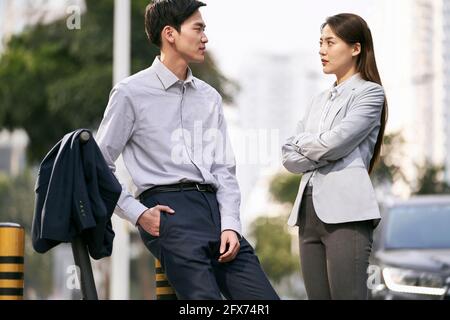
[282,97,331,174]
[292,83,385,162]
[282,138,330,174]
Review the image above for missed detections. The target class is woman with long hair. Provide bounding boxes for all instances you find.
[282,13,388,299]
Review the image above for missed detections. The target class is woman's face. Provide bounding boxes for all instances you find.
[319,24,360,76]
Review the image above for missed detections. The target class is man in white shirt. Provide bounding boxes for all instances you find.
[96,0,278,300]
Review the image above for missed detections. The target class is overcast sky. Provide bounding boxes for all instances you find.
[201,0,377,78]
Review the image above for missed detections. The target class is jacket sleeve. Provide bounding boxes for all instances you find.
[282,137,330,174]
[292,83,385,162]
[95,84,148,226]
[282,98,331,174]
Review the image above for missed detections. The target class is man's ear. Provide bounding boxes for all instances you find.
[161,26,176,45]
[352,43,361,57]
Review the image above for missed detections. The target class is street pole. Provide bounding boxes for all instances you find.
[110,0,131,300]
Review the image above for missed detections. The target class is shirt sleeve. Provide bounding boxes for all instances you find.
[292,84,385,162]
[95,83,148,226]
[210,95,242,237]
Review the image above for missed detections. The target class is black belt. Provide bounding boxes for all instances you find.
[139,182,216,201]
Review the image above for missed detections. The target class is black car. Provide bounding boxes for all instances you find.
[369,195,450,300]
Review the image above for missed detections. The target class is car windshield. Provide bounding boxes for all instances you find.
[385,204,450,249]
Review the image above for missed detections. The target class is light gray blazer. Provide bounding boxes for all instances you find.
[282,74,385,227]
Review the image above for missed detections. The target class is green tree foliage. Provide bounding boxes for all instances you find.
[0,0,235,164]
[246,171,302,284]
[413,162,450,195]
[269,172,301,205]
[370,131,450,195]
[250,215,299,284]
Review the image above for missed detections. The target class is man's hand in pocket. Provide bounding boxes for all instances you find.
[137,205,175,236]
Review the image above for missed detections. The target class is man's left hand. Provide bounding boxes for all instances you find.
[218,230,240,263]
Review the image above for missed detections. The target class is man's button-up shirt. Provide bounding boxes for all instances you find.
[96,57,242,235]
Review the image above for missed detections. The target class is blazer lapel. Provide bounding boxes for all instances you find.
[323,77,365,130]
[323,93,348,130]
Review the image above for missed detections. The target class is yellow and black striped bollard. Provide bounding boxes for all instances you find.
[155,259,177,300]
[0,223,25,300]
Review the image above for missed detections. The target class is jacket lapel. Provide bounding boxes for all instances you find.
[323,77,365,130]
[323,93,348,130]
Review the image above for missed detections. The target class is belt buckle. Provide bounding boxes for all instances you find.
[196,183,207,192]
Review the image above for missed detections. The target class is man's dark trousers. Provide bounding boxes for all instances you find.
[138,188,279,300]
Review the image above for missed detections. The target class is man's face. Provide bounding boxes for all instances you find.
[172,10,208,63]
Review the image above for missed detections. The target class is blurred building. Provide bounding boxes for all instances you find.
[373,0,449,195]
[415,0,449,185]
[413,0,443,167]
[443,0,450,184]
[234,52,324,233]
[0,129,28,176]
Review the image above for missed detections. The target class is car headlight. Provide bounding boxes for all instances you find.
[382,267,446,296]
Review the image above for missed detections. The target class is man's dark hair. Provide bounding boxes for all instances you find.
[145,0,207,48]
